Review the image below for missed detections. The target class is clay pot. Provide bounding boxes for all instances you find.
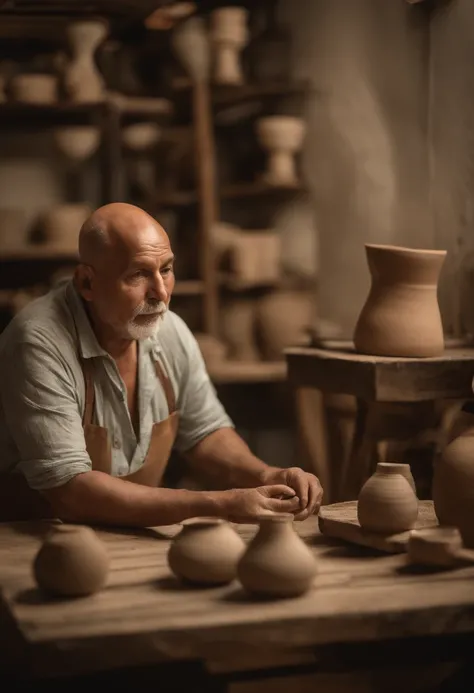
[256,289,312,361]
[210,7,249,85]
[432,425,474,548]
[256,116,306,186]
[357,462,419,534]
[381,462,417,495]
[64,20,108,102]
[41,203,91,249]
[353,244,447,357]
[10,74,57,104]
[237,514,317,598]
[33,524,109,597]
[167,518,246,585]
[220,297,259,361]
[54,126,101,162]
[122,123,161,152]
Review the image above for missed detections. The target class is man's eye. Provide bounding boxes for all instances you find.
[162,266,173,275]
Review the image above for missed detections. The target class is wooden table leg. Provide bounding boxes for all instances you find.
[339,399,379,501]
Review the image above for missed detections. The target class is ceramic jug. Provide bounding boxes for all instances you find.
[167,518,246,585]
[357,463,419,534]
[237,513,317,597]
[432,425,474,548]
[353,244,447,357]
[64,20,108,102]
[33,524,109,597]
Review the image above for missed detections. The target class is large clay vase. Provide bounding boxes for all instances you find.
[167,518,246,585]
[64,20,108,102]
[357,462,419,534]
[33,524,109,597]
[210,7,249,85]
[237,514,317,598]
[432,426,474,548]
[353,244,447,358]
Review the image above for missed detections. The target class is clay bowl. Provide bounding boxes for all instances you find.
[122,123,161,152]
[10,74,57,104]
[54,126,101,161]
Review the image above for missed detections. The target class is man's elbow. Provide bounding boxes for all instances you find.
[42,472,92,523]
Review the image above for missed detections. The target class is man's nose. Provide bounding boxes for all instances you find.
[147,273,168,302]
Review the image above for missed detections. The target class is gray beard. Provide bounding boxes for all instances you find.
[125,301,167,340]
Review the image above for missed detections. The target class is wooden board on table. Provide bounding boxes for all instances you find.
[318,500,438,553]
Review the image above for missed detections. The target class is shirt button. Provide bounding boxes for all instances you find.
[113,438,121,449]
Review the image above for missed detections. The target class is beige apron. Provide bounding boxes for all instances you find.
[0,354,179,522]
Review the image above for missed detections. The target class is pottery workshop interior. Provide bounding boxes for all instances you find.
[1,0,474,692]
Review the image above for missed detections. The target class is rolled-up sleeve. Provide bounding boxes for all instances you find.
[1,339,91,490]
[170,318,234,452]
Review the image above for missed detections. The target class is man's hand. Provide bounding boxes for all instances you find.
[217,485,301,524]
[261,467,323,521]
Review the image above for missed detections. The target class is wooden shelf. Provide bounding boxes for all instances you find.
[156,190,198,207]
[221,181,305,200]
[208,360,287,384]
[171,78,314,108]
[0,246,78,262]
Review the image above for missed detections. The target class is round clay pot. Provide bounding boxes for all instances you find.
[237,514,317,598]
[353,244,447,357]
[33,524,109,597]
[54,126,101,162]
[256,116,306,186]
[41,203,91,249]
[380,462,416,495]
[357,462,419,534]
[256,289,312,361]
[122,123,161,152]
[432,425,474,548]
[167,518,246,585]
[10,74,57,104]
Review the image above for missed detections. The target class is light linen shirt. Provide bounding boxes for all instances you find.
[0,280,233,490]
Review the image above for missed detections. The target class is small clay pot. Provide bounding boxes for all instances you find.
[380,462,417,495]
[167,518,246,585]
[237,513,317,598]
[357,463,419,534]
[33,524,109,597]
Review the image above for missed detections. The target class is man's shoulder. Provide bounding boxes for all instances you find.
[0,283,74,355]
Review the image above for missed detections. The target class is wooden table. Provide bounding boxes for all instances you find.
[286,343,474,501]
[1,514,474,690]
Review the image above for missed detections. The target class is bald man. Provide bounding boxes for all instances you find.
[0,203,322,526]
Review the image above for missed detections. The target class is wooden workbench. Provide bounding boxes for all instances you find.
[285,343,474,501]
[1,513,474,689]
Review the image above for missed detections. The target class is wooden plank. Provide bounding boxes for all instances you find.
[285,346,474,402]
[318,501,437,553]
[1,515,474,679]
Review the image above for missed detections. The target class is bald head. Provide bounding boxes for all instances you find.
[78,202,169,269]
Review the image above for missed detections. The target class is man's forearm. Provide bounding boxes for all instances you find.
[184,427,278,489]
[43,471,222,528]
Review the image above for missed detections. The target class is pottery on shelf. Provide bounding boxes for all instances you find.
[256,289,313,361]
[256,116,306,187]
[40,203,91,249]
[353,244,447,358]
[64,20,108,103]
[10,73,57,104]
[33,524,109,597]
[122,123,161,152]
[357,462,419,534]
[220,297,260,362]
[167,517,246,585]
[172,15,210,82]
[210,7,249,85]
[54,126,101,162]
[195,333,228,368]
[432,423,474,548]
[237,513,317,598]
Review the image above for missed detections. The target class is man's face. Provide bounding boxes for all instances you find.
[88,222,175,341]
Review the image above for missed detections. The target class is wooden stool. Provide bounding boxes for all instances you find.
[286,341,474,502]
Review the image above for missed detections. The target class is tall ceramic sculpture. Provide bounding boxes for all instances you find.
[353,244,447,357]
[64,20,108,102]
[256,116,306,186]
[210,7,249,85]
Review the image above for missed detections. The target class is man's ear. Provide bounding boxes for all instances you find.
[74,264,94,301]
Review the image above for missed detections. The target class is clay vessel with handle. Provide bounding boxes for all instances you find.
[33,524,109,597]
[237,513,317,598]
[167,518,245,585]
[357,462,419,534]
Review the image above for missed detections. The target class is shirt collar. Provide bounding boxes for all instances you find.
[65,280,161,359]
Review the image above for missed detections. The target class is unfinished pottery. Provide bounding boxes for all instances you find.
[122,123,161,151]
[256,116,306,186]
[33,524,109,597]
[237,514,317,598]
[358,462,418,534]
[353,244,447,357]
[167,518,245,585]
[54,126,101,162]
[210,7,249,85]
[64,20,108,102]
[257,289,312,361]
[381,462,417,495]
[432,424,474,548]
[10,74,57,104]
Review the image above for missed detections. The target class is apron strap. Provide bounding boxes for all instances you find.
[154,358,177,415]
[82,358,95,427]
